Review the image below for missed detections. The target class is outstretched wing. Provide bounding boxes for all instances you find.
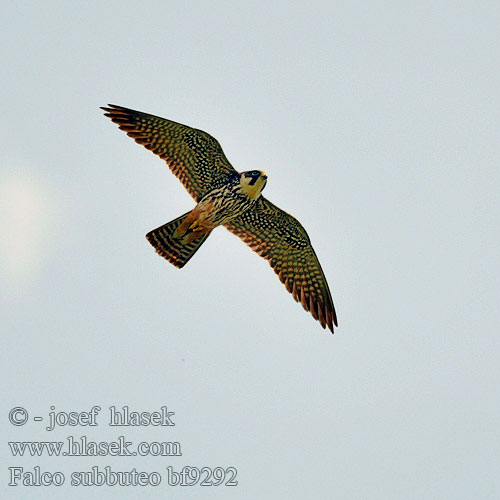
[224,197,338,333]
[101,104,237,201]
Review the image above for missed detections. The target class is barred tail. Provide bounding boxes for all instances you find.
[145,212,211,268]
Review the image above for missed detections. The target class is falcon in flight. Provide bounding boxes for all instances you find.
[102,104,338,333]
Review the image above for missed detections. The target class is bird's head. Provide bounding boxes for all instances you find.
[238,170,268,199]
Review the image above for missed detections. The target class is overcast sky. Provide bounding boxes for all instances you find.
[1,1,499,499]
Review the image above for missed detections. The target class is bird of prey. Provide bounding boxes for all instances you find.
[101,104,338,333]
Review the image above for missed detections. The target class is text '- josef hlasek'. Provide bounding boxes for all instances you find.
[41,406,175,431]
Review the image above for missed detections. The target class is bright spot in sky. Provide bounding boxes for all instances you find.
[0,175,53,282]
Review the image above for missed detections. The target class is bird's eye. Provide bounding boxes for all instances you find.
[252,171,260,176]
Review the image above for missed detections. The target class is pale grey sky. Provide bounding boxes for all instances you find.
[1,1,499,499]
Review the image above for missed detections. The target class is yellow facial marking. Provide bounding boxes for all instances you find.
[240,172,267,200]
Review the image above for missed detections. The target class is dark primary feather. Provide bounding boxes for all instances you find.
[101,104,236,201]
[224,197,338,333]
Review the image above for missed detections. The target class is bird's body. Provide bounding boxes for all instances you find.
[102,104,338,333]
[173,171,267,243]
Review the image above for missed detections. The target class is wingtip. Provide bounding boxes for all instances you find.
[100,104,124,113]
[100,105,115,114]
[330,304,338,328]
[328,309,338,333]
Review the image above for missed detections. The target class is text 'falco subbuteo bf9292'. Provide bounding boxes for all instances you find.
[101,104,338,333]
